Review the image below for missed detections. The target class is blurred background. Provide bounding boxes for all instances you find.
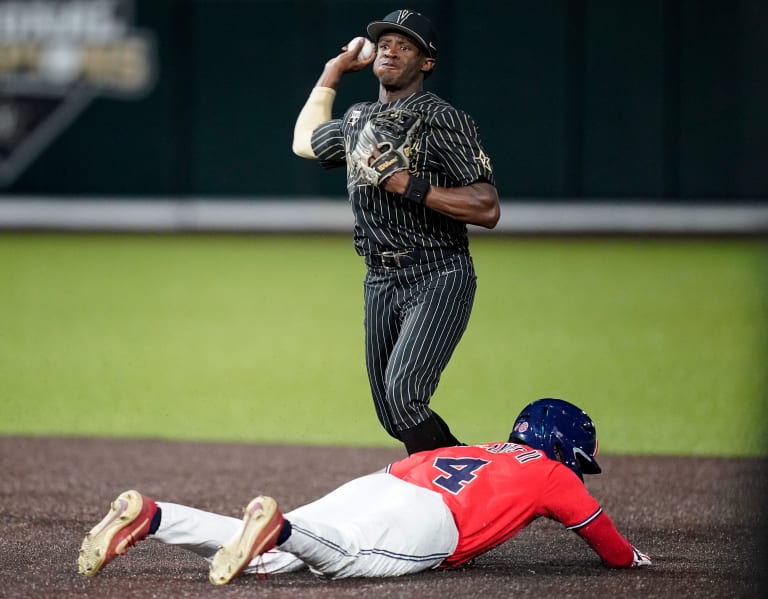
[1,1,766,454]
[1,0,766,211]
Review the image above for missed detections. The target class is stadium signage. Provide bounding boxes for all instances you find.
[0,0,156,185]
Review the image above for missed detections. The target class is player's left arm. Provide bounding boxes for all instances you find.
[381,174,499,228]
[570,510,652,568]
[379,108,500,228]
[545,466,651,568]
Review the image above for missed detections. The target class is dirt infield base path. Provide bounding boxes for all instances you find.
[1,437,765,598]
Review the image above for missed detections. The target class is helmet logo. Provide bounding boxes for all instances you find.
[396,10,414,24]
[514,421,529,433]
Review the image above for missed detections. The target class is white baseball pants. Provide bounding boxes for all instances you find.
[152,473,458,578]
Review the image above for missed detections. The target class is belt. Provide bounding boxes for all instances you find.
[365,248,461,270]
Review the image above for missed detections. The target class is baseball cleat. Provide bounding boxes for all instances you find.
[209,495,284,585]
[77,489,157,577]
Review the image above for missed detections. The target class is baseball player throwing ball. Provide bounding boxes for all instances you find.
[78,399,651,582]
[292,9,501,455]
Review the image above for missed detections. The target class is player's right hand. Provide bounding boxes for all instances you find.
[631,547,652,567]
[325,39,376,74]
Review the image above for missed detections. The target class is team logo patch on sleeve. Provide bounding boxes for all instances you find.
[348,110,362,126]
[473,149,493,172]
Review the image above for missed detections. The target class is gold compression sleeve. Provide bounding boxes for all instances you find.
[292,87,336,159]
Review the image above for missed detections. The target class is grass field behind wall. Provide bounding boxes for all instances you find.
[1,233,766,456]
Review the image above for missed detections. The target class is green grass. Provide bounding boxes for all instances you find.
[447,238,768,457]
[1,233,766,456]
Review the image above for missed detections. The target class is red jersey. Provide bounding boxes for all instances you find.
[387,442,634,568]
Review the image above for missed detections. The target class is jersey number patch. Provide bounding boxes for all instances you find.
[432,457,490,494]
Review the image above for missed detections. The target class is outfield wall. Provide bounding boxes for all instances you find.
[1,198,767,235]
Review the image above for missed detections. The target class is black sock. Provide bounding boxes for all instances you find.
[399,413,462,455]
[149,506,162,535]
[431,412,462,446]
[276,519,292,545]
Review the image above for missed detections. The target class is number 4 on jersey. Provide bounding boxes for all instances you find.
[432,457,490,494]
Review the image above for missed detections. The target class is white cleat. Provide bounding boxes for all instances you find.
[209,495,284,585]
[77,490,157,577]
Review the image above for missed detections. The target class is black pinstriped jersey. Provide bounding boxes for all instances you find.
[310,91,496,256]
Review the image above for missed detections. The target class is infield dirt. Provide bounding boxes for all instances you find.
[1,437,765,598]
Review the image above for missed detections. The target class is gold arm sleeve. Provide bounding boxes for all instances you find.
[292,87,337,159]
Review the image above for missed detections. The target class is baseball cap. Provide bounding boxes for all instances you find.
[366,9,438,59]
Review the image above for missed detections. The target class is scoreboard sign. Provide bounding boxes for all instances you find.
[0,0,156,185]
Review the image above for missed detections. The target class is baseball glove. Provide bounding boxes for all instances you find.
[351,109,421,185]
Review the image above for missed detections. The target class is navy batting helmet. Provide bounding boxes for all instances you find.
[508,398,601,481]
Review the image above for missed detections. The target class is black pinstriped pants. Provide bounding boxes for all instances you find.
[363,253,477,441]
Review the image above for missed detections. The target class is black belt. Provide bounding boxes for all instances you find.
[365,248,462,270]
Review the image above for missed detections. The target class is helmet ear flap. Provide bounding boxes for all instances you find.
[574,446,602,475]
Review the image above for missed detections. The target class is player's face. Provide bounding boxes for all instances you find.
[373,33,434,89]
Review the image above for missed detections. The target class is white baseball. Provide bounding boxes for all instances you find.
[348,37,375,60]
